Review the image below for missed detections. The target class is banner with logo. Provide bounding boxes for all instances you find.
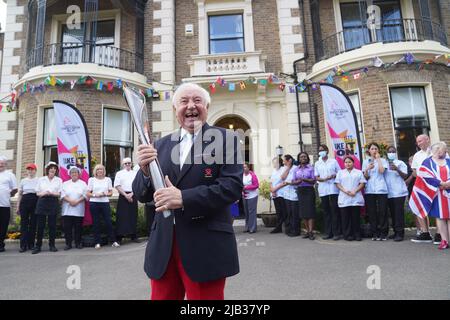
[54,100,92,225]
[320,84,362,169]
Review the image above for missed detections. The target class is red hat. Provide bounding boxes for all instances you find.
[26,163,37,170]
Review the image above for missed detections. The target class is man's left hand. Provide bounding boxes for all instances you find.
[154,176,183,212]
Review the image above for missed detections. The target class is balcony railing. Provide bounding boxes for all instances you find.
[189,51,266,77]
[26,42,144,74]
[319,18,448,61]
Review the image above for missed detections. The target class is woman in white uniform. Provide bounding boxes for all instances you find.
[87,164,120,249]
[281,155,300,237]
[17,163,39,252]
[33,162,63,254]
[61,166,88,250]
[335,156,366,241]
[270,157,287,234]
[385,146,409,241]
[362,142,389,241]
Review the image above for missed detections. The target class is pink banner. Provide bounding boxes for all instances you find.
[54,101,92,226]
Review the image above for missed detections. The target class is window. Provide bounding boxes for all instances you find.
[348,92,365,145]
[60,19,116,65]
[43,108,58,168]
[390,87,430,161]
[340,1,403,51]
[209,14,244,54]
[103,108,133,181]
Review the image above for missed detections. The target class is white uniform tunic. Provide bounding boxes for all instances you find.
[35,176,63,194]
[314,158,340,197]
[362,158,388,194]
[0,171,17,207]
[114,169,137,192]
[282,166,298,202]
[335,169,366,207]
[61,179,88,217]
[270,167,285,198]
[385,160,409,199]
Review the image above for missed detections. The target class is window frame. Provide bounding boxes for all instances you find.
[102,106,135,180]
[208,13,245,54]
[42,107,58,168]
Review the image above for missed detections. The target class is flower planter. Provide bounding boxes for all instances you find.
[258,212,278,228]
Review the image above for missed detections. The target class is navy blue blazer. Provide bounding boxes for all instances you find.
[133,123,243,282]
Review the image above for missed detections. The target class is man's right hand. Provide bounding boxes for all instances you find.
[137,144,158,177]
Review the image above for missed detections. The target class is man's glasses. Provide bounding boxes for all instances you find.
[124,163,132,165]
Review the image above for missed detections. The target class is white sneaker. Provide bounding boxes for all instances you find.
[112,242,120,248]
[94,244,101,249]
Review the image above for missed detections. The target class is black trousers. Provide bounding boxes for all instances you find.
[36,215,57,248]
[388,196,406,236]
[366,194,389,237]
[273,197,287,230]
[320,194,341,237]
[340,206,361,239]
[63,216,83,246]
[19,194,38,249]
[0,207,11,248]
[286,199,300,236]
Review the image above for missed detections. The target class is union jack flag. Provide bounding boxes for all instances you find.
[409,157,450,219]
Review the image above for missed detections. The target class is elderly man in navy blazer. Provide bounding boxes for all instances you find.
[133,83,243,300]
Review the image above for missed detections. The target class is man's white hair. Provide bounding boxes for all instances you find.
[122,157,132,164]
[0,156,7,163]
[172,83,211,107]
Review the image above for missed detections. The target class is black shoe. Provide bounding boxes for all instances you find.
[302,232,310,239]
[345,236,354,241]
[270,227,282,234]
[411,232,433,243]
[433,233,442,245]
[249,231,256,234]
[75,244,83,249]
[287,233,300,237]
[333,235,342,241]
[64,245,72,251]
[394,234,404,242]
[388,234,396,240]
[49,246,58,252]
[19,247,27,253]
[322,235,333,240]
[309,233,315,240]
[355,236,362,241]
[31,247,41,254]
[0,247,5,253]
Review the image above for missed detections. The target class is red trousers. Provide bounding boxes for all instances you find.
[150,233,226,300]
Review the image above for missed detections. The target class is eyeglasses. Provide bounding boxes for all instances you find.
[124,163,132,165]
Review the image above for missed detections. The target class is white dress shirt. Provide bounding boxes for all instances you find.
[179,128,200,168]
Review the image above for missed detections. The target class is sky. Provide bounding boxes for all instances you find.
[0,0,6,33]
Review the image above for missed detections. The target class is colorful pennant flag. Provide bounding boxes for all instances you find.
[96,81,103,91]
[229,83,235,92]
[239,81,246,90]
[209,83,216,94]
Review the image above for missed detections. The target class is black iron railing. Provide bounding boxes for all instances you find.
[27,42,144,74]
[319,18,448,61]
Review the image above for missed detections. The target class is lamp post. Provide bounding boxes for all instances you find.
[276,145,284,166]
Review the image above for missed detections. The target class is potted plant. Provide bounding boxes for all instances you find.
[258,180,278,227]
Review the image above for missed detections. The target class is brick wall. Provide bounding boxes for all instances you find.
[174,0,198,84]
[18,86,131,174]
[252,0,282,74]
[312,64,450,150]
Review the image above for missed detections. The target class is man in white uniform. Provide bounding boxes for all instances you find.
[0,156,18,252]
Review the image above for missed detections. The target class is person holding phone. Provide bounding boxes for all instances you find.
[385,146,408,241]
[362,142,389,241]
